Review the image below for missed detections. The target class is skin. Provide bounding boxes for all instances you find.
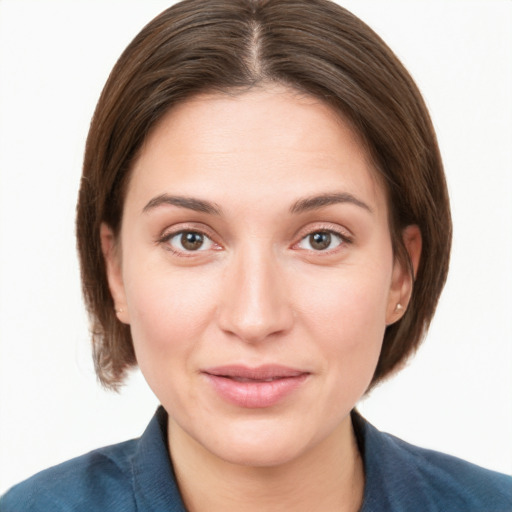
[101,85,421,511]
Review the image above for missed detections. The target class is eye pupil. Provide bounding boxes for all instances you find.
[310,232,331,250]
[181,232,204,250]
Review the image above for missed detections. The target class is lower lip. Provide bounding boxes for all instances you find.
[204,373,309,408]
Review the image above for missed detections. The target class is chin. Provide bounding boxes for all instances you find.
[194,416,326,468]
[213,436,307,468]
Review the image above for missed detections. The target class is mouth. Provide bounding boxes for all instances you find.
[220,376,288,382]
[202,365,310,408]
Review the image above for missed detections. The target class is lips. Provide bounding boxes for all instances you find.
[202,365,309,408]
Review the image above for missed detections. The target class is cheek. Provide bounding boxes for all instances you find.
[296,259,392,376]
[123,261,219,370]
[301,260,390,331]
[123,264,224,415]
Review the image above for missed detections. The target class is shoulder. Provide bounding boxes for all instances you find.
[386,432,512,510]
[0,439,138,512]
[1,407,186,512]
[355,412,512,511]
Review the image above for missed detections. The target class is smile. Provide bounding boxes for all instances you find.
[202,365,310,409]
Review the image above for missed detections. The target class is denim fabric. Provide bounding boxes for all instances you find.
[1,407,511,511]
[0,408,185,511]
[352,412,512,511]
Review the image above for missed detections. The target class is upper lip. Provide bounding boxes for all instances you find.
[202,365,308,380]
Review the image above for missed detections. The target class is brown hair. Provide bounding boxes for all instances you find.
[77,0,452,390]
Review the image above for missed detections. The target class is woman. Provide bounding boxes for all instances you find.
[1,0,511,510]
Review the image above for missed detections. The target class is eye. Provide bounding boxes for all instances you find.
[296,231,345,251]
[166,230,215,253]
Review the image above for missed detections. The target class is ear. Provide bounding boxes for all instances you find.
[100,223,130,324]
[386,225,422,325]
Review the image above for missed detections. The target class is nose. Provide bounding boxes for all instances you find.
[216,245,294,344]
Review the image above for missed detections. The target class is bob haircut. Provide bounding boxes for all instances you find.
[77,0,452,391]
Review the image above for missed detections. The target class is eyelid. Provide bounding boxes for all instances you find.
[292,223,354,252]
[294,222,353,241]
[156,221,353,256]
[169,231,215,252]
[157,223,222,255]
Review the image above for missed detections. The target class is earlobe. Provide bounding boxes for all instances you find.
[386,225,422,325]
[100,223,130,324]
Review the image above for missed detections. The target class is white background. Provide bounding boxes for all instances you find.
[0,0,511,494]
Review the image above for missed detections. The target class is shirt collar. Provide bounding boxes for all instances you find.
[132,406,187,511]
[352,410,433,511]
[132,406,430,511]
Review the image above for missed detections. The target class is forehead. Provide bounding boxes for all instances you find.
[140,86,366,160]
[127,86,387,216]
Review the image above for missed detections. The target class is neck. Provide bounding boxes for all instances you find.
[167,414,364,512]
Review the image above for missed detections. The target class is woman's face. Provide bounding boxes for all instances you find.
[103,86,415,467]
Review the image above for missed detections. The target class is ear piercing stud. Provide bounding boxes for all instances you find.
[115,307,124,314]
[395,303,404,312]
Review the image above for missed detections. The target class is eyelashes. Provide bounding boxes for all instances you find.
[157,223,353,258]
[157,225,220,256]
[164,231,217,253]
[294,231,349,252]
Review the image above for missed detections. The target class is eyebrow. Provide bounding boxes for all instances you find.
[290,192,373,215]
[142,191,371,216]
[142,194,222,215]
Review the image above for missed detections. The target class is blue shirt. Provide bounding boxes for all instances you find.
[1,407,511,511]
